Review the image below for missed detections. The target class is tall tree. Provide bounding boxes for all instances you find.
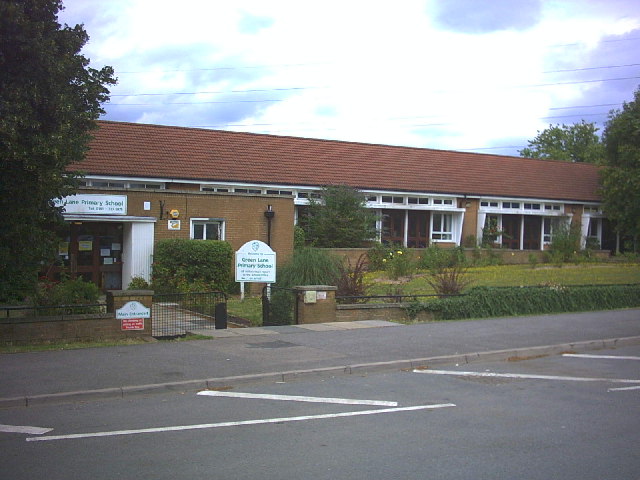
[600,85,640,249]
[0,0,116,302]
[519,121,604,163]
[303,185,378,248]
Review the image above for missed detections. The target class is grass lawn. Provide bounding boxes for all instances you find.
[366,263,640,296]
[227,263,640,322]
[227,295,263,326]
[0,334,215,354]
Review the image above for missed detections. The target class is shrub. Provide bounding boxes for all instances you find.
[549,222,581,263]
[367,242,391,271]
[276,247,342,288]
[336,253,370,300]
[418,245,465,270]
[293,225,307,248]
[127,276,150,290]
[31,277,101,315]
[152,239,233,293]
[407,284,640,320]
[384,247,415,280]
[425,264,473,295]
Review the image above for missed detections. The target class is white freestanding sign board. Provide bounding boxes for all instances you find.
[235,240,276,299]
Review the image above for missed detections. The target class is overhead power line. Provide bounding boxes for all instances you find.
[109,75,639,99]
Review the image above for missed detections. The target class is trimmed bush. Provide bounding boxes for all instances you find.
[407,284,640,320]
[152,239,233,293]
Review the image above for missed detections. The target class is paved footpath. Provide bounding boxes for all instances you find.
[1,309,639,407]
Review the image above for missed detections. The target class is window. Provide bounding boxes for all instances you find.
[483,214,501,244]
[524,203,541,210]
[543,217,562,243]
[480,201,499,208]
[234,188,261,194]
[129,183,162,189]
[92,181,125,188]
[191,219,224,240]
[431,213,453,241]
[266,190,293,196]
[503,202,520,209]
[543,218,551,243]
[381,196,404,204]
[433,198,454,206]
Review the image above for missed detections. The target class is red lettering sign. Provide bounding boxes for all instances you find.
[121,318,145,330]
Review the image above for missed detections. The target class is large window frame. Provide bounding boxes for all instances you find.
[431,213,453,241]
[190,218,225,240]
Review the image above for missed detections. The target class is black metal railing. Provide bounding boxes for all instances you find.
[152,291,227,338]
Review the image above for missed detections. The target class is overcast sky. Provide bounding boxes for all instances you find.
[58,0,640,157]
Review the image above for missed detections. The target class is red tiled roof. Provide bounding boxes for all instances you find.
[70,121,603,202]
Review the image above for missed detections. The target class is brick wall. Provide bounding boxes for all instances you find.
[0,314,151,346]
[80,187,294,262]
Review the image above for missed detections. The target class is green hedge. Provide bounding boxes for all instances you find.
[152,239,233,293]
[407,285,640,320]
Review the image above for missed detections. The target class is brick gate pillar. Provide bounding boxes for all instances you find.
[292,285,337,324]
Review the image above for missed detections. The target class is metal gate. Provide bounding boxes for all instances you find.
[152,291,227,338]
[262,285,298,326]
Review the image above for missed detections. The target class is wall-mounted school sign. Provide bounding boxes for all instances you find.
[54,194,127,215]
[116,300,150,331]
[235,240,276,283]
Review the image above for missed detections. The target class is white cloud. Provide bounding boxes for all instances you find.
[59,0,640,156]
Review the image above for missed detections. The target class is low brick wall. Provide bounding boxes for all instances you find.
[336,303,433,323]
[0,313,152,346]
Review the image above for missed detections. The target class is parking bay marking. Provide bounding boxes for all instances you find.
[414,369,640,384]
[608,385,640,392]
[0,424,53,435]
[197,390,398,406]
[562,353,640,361]
[26,403,456,442]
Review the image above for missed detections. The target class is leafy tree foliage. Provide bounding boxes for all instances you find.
[303,185,378,247]
[519,121,604,163]
[0,0,115,302]
[600,85,640,247]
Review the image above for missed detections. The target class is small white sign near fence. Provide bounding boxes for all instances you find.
[116,300,150,331]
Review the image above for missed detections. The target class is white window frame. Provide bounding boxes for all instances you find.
[190,218,225,240]
[431,213,453,241]
[483,214,502,244]
[586,217,602,246]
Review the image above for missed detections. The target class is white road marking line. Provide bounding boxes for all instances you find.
[0,424,53,435]
[608,385,640,392]
[197,390,398,406]
[413,369,640,384]
[25,403,455,442]
[563,354,640,361]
